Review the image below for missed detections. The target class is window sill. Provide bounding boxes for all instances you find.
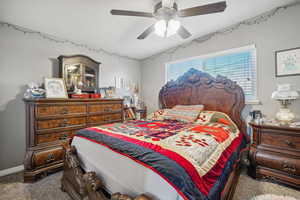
[246,99,261,105]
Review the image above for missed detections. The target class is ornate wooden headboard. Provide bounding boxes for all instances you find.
[159,68,246,135]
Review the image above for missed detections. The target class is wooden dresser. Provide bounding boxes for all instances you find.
[23,98,123,182]
[249,123,300,189]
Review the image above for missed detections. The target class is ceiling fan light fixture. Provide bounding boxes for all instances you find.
[154,20,167,37]
[154,19,181,38]
[167,19,181,37]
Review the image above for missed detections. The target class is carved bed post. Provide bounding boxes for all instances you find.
[61,145,87,200]
[83,172,152,200]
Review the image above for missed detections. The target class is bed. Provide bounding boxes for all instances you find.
[61,68,249,200]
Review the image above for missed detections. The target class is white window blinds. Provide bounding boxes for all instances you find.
[166,45,257,103]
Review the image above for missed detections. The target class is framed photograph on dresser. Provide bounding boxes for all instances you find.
[275,47,300,77]
[45,78,68,98]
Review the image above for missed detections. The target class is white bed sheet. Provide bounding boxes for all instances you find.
[72,136,183,200]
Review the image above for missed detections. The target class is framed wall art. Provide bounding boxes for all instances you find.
[275,47,300,77]
[45,78,68,98]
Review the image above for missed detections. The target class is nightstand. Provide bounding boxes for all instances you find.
[134,107,147,120]
[248,122,300,189]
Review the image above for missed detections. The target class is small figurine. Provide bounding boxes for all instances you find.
[24,82,45,99]
[74,81,84,94]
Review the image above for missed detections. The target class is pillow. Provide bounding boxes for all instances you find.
[195,111,237,132]
[162,105,204,123]
[147,109,166,121]
[172,104,204,112]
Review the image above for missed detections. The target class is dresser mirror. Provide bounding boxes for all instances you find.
[58,55,100,93]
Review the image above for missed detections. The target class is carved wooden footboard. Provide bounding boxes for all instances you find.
[61,145,152,200]
[61,143,245,200]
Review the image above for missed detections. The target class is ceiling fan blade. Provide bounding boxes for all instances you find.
[177,26,192,39]
[137,24,155,40]
[162,0,175,8]
[178,1,226,17]
[111,10,153,18]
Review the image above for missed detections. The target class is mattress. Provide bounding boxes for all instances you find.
[72,136,183,200]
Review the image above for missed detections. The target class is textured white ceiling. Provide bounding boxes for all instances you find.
[0,0,296,59]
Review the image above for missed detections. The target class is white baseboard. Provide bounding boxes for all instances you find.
[0,165,24,177]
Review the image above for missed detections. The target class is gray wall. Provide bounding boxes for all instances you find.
[0,27,141,170]
[141,5,300,118]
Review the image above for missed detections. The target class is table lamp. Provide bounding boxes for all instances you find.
[271,84,299,125]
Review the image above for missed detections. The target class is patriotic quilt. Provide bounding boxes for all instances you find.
[75,114,246,200]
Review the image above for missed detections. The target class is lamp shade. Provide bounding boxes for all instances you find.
[271,84,299,100]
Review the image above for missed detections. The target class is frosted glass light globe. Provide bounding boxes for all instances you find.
[154,19,181,38]
[167,19,181,37]
[155,20,167,37]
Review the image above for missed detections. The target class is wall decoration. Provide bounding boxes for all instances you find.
[275,47,300,77]
[58,55,100,93]
[0,22,136,61]
[45,78,68,98]
[1,2,299,63]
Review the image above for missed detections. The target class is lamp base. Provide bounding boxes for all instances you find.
[276,108,295,125]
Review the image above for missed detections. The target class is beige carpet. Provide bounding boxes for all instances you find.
[0,170,299,200]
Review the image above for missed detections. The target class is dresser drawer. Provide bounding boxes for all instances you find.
[87,113,122,124]
[37,117,86,130]
[260,132,300,151]
[32,146,64,169]
[36,130,77,144]
[88,103,122,114]
[36,104,86,118]
[256,151,300,176]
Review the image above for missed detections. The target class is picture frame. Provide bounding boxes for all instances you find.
[275,47,300,77]
[45,78,68,98]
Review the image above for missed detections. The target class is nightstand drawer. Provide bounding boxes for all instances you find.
[256,151,300,176]
[261,132,300,151]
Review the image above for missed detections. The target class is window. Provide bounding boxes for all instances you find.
[166,45,258,103]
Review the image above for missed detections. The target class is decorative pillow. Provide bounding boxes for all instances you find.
[195,111,237,132]
[172,104,204,112]
[162,105,204,123]
[147,109,166,121]
[195,111,216,124]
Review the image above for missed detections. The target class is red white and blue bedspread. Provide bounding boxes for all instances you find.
[75,119,247,200]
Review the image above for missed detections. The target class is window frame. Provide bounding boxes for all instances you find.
[165,44,259,105]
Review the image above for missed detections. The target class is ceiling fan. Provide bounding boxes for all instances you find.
[110,0,227,40]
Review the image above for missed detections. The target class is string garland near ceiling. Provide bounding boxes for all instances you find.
[0,21,138,61]
[144,1,300,62]
[0,2,299,61]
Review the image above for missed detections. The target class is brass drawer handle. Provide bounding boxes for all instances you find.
[61,108,69,114]
[59,134,68,140]
[46,153,55,163]
[285,140,295,147]
[59,119,69,127]
[282,162,296,174]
